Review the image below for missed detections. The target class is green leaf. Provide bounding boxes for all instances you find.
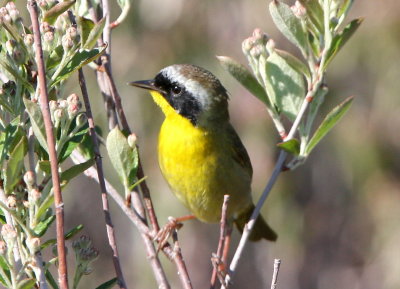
[337,0,354,21]
[46,45,64,71]
[95,278,118,289]
[106,127,138,189]
[58,123,89,163]
[38,160,51,175]
[60,159,94,184]
[43,0,76,24]
[33,215,56,237]
[217,56,270,106]
[0,256,11,288]
[274,48,310,80]
[277,138,300,155]
[78,17,95,48]
[298,0,324,33]
[45,270,59,289]
[65,224,84,240]
[41,239,56,250]
[17,278,36,289]
[0,57,34,93]
[324,18,363,69]
[23,98,48,151]
[4,136,27,193]
[83,18,106,50]
[51,46,106,87]
[269,0,307,54]
[264,51,306,121]
[36,197,54,221]
[306,96,354,154]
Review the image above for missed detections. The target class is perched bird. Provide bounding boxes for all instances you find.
[129,64,277,241]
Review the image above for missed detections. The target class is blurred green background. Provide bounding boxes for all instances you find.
[60,0,400,288]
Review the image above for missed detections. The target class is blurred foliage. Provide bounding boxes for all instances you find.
[18,0,398,289]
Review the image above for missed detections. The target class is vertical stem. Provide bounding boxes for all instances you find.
[270,259,281,289]
[27,2,68,288]
[78,68,128,289]
[210,195,230,289]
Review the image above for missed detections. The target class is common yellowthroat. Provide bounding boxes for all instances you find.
[130,64,277,241]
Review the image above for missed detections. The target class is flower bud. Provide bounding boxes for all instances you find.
[58,99,67,109]
[68,103,80,119]
[29,188,42,203]
[62,35,74,51]
[24,171,35,187]
[44,31,54,43]
[76,113,87,127]
[5,2,16,11]
[27,237,41,253]
[67,93,80,105]
[66,27,78,41]
[1,224,17,244]
[242,38,254,55]
[54,108,64,124]
[127,134,137,148]
[0,7,8,17]
[6,195,17,209]
[291,1,306,19]
[266,39,276,54]
[252,28,268,45]
[9,9,19,22]
[23,200,30,208]
[24,34,34,46]
[49,100,58,112]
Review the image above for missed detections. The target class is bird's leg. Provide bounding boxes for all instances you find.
[154,214,196,251]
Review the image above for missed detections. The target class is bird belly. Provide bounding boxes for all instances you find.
[158,116,252,223]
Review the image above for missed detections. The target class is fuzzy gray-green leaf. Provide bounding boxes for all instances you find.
[306,96,354,154]
[51,46,106,87]
[274,48,310,80]
[264,51,306,121]
[95,278,118,289]
[83,18,106,50]
[324,18,363,69]
[106,127,138,189]
[17,279,36,289]
[269,0,307,54]
[298,0,324,33]
[4,136,27,194]
[217,56,270,106]
[43,0,76,24]
[23,98,48,151]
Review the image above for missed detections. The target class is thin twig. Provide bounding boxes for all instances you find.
[27,2,68,288]
[71,151,186,289]
[270,259,281,289]
[210,195,230,289]
[172,231,193,289]
[78,68,128,289]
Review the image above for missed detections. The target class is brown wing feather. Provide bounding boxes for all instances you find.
[227,124,253,179]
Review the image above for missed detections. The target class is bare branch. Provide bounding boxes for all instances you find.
[210,195,230,289]
[270,259,281,289]
[27,1,68,288]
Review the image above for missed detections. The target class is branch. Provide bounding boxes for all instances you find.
[210,195,230,289]
[270,259,281,289]
[78,68,128,289]
[27,2,68,288]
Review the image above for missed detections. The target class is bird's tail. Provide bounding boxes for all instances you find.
[234,205,277,242]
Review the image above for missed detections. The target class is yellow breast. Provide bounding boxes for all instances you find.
[154,91,252,223]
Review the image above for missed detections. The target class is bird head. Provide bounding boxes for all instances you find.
[129,64,230,127]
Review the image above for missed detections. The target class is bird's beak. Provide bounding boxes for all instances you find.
[128,79,166,95]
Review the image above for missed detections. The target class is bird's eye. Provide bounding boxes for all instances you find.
[171,85,182,95]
